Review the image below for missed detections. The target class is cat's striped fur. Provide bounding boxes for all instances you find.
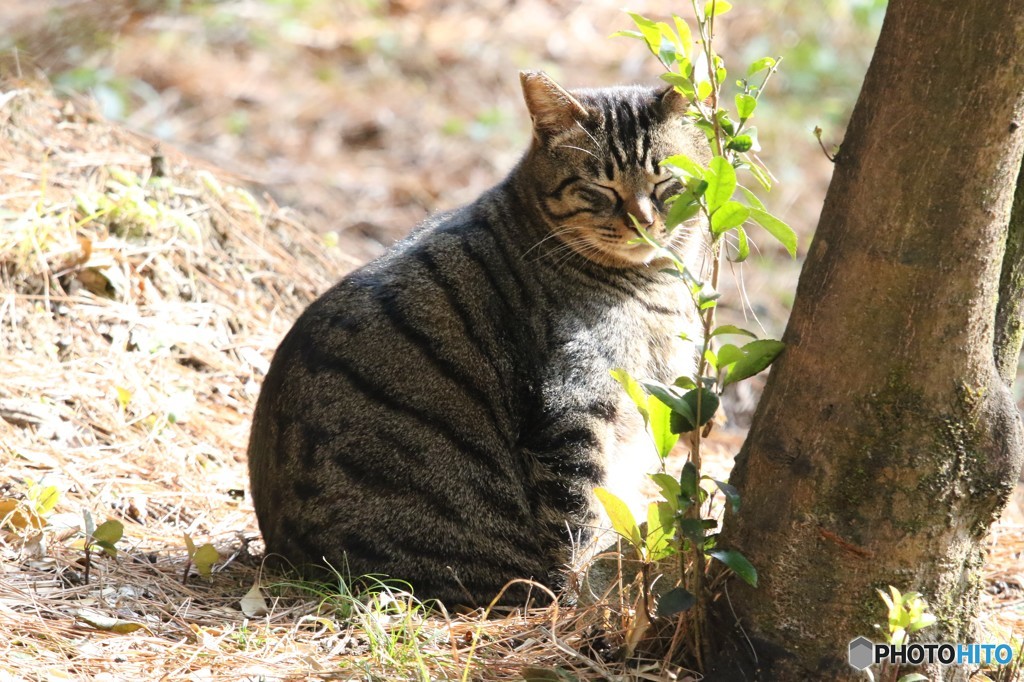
[247,71,711,606]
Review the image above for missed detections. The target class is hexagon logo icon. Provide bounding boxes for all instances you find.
[849,636,875,671]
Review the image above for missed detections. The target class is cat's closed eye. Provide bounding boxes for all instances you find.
[652,177,683,211]
[575,183,618,212]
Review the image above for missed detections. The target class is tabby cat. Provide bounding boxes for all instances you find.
[247,71,711,606]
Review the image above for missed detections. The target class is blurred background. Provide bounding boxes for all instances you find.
[28,0,1024,416]
[1,0,887,328]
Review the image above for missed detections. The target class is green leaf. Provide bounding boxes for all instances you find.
[726,134,753,153]
[627,12,660,46]
[716,343,744,368]
[626,13,680,68]
[747,56,777,76]
[661,154,705,180]
[642,380,693,426]
[666,394,701,432]
[715,109,736,135]
[694,118,716,142]
[703,0,733,17]
[710,325,757,339]
[710,201,749,237]
[735,93,757,119]
[650,473,682,507]
[670,388,719,433]
[737,185,766,211]
[645,501,674,560]
[192,543,220,579]
[696,80,713,102]
[610,29,644,40]
[647,396,679,460]
[709,549,758,587]
[656,32,683,68]
[745,128,762,152]
[672,15,692,54]
[703,348,718,373]
[749,208,797,257]
[94,540,118,558]
[673,376,697,390]
[659,71,691,90]
[722,339,785,387]
[679,462,698,498]
[681,178,709,200]
[611,368,650,425]
[666,198,701,230]
[704,157,736,213]
[665,177,707,230]
[656,586,696,618]
[731,225,750,262]
[669,411,689,434]
[594,487,642,549]
[92,519,123,546]
[708,478,741,512]
[660,72,695,99]
[896,675,929,682]
[678,518,707,543]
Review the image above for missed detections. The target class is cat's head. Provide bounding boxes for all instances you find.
[519,70,711,268]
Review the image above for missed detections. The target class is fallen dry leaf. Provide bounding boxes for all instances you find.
[239,582,268,618]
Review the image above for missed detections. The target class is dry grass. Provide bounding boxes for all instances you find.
[1,76,1021,682]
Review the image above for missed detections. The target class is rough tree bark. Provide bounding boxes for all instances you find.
[996,162,1024,387]
[716,2,1024,680]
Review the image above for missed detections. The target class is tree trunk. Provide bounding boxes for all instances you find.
[995,161,1024,387]
[717,1,1024,680]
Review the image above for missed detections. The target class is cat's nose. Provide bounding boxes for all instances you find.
[624,194,655,229]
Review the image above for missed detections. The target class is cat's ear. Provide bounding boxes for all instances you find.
[520,70,589,142]
[657,85,689,118]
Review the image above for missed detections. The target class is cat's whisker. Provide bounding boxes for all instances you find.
[547,234,602,270]
[547,237,596,267]
[524,224,576,253]
[574,121,601,149]
[557,144,600,160]
[523,226,583,263]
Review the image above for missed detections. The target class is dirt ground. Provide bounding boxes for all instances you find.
[1,1,1022,680]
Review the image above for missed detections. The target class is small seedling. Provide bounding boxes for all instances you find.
[183,532,220,582]
[598,1,791,667]
[866,586,936,682]
[78,510,124,584]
